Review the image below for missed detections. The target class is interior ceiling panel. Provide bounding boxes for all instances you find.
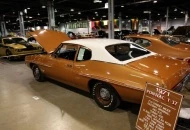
[0,0,189,29]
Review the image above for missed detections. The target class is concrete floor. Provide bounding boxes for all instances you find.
[0,59,190,130]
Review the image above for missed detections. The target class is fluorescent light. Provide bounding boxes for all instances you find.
[105,3,108,8]
[29,16,33,19]
[153,0,157,3]
[94,0,102,3]
[121,5,124,8]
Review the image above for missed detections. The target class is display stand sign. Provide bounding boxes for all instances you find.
[136,83,183,130]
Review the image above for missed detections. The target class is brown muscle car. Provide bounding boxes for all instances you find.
[25,30,190,111]
[124,35,190,61]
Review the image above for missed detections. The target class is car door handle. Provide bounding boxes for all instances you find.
[66,64,72,68]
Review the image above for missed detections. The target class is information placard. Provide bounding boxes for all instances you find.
[136,83,183,130]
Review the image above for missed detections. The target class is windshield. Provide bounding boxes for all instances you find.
[160,36,180,46]
[3,38,27,44]
[105,43,150,61]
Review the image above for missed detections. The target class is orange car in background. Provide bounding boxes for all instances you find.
[124,35,190,61]
[25,30,190,111]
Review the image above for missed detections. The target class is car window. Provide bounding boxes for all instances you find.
[106,43,150,61]
[160,36,180,46]
[134,38,151,47]
[56,44,78,61]
[77,47,92,61]
[3,38,27,44]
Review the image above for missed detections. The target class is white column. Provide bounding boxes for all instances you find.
[19,11,25,36]
[47,0,55,30]
[165,7,169,30]
[184,11,189,26]
[108,0,114,39]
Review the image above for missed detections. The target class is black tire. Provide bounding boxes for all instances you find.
[6,50,13,61]
[32,65,45,82]
[92,82,120,111]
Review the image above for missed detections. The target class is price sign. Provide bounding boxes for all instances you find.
[136,83,183,130]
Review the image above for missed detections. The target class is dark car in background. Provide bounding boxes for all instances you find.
[172,26,190,44]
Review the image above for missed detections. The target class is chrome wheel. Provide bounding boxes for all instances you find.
[92,82,120,111]
[100,88,110,100]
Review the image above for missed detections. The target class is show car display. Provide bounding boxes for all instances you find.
[0,36,43,58]
[25,30,190,111]
[124,35,190,60]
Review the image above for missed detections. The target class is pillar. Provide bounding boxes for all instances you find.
[108,0,114,39]
[165,7,169,30]
[184,11,189,26]
[19,11,25,36]
[47,0,55,30]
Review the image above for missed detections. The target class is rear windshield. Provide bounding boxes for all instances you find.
[160,36,180,46]
[105,43,150,61]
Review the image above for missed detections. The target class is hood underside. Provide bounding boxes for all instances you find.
[29,30,71,53]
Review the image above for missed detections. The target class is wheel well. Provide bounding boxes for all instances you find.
[30,63,35,69]
[88,79,99,93]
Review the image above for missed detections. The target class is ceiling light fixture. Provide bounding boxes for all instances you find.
[105,3,108,8]
[71,9,74,11]
[158,13,160,15]
[78,12,81,14]
[174,8,177,11]
[42,5,46,8]
[102,15,106,17]
[95,12,98,14]
[181,11,184,14]
[153,0,157,3]
[55,9,57,12]
[121,5,124,8]
[27,7,30,9]
[126,16,128,17]
[37,13,40,15]
[174,17,177,19]
[94,0,102,3]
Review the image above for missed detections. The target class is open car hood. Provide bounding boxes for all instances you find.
[29,30,71,53]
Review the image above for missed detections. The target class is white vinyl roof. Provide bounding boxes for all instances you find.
[63,39,155,65]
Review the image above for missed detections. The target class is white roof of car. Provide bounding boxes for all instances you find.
[63,39,155,65]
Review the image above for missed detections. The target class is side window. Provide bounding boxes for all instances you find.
[134,38,151,47]
[56,44,78,61]
[77,47,92,61]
